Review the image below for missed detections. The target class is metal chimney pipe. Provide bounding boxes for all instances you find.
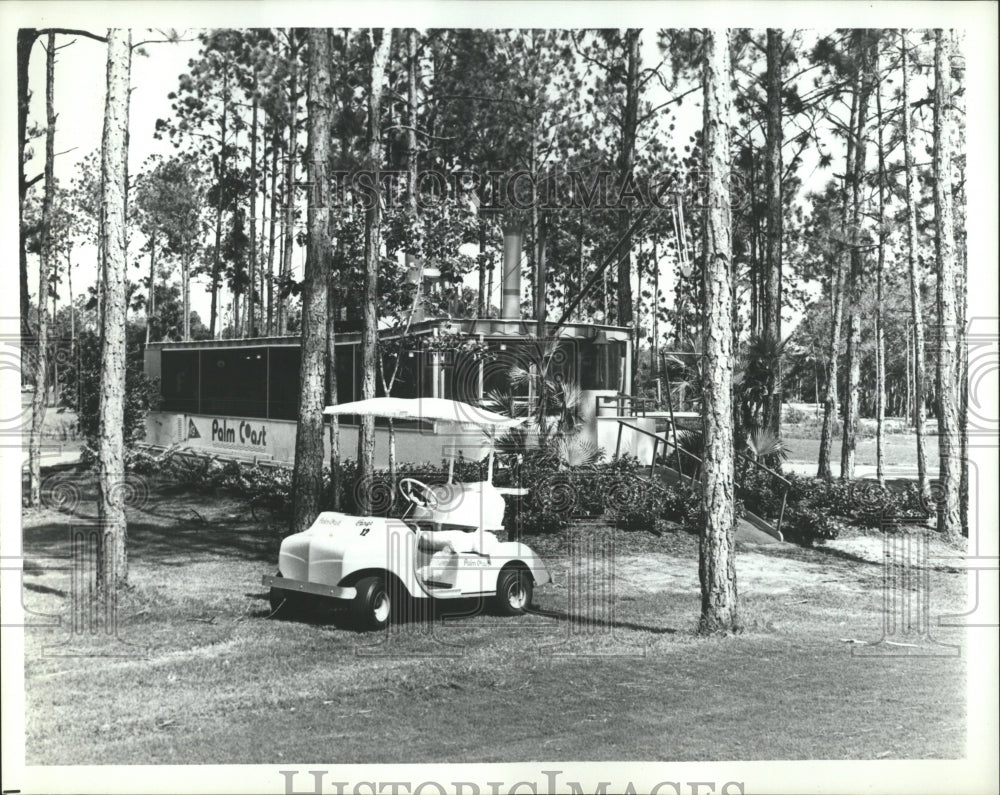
[501,223,523,320]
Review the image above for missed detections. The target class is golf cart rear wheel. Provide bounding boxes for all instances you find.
[352,576,392,630]
[495,567,533,616]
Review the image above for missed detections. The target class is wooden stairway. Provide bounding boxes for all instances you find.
[641,461,784,544]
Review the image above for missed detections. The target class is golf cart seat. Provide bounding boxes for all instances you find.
[407,479,507,533]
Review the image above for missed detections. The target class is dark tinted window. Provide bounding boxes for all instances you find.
[161,350,199,413]
[199,347,269,418]
[267,347,300,420]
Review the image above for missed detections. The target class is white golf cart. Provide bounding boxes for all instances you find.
[262,397,550,630]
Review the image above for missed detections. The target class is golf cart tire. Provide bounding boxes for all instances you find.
[494,566,533,616]
[352,575,392,631]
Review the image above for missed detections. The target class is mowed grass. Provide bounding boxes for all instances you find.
[20,473,967,764]
[783,429,940,470]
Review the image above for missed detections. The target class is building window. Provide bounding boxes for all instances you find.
[200,347,269,418]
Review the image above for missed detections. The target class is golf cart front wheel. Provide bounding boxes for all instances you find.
[495,567,533,616]
[352,576,392,630]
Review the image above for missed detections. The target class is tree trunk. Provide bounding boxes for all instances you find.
[279,32,299,336]
[699,28,739,635]
[652,237,659,376]
[267,135,279,335]
[748,146,759,337]
[209,65,229,338]
[874,48,887,487]
[900,31,930,500]
[535,211,548,332]
[478,217,488,316]
[956,182,968,538]
[932,30,961,540]
[356,29,393,515]
[182,250,190,339]
[28,33,57,507]
[291,29,333,536]
[247,87,259,337]
[328,238,342,511]
[96,28,131,594]
[763,29,783,441]
[616,29,640,336]
[817,86,858,479]
[18,29,40,341]
[840,32,876,481]
[145,231,156,344]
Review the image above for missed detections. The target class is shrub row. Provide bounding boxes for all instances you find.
[737,466,930,545]
[124,445,928,545]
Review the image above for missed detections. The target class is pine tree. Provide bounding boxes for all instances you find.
[699,28,739,635]
[96,28,132,594]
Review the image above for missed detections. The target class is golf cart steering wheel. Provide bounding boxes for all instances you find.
[399,477,440,510]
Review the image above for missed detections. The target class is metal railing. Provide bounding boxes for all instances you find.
[594,393,658,418]
[614,421,702,485]
[613,419,791,539]
[736,453,792,540]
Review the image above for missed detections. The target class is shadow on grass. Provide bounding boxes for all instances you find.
[23,582,68,597]
[529,605,679,635]
[22,474,281,566]
[763,539,879,568]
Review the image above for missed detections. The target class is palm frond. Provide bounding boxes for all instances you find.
[743,426,789,461]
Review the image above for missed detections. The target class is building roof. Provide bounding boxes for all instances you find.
[145,317,633,351]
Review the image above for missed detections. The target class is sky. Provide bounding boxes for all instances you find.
[9,6,993,347]
[21,27,708,332]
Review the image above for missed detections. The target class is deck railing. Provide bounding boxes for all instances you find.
[613,419,791,539]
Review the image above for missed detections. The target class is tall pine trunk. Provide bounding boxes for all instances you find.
[840,31,876,481]
[291,29,333,535]
[817,90,858,479]
[874,48,887,486]
[699,28,739,635]
[266,135,279,335]
[356,29,393,515]
[278,32,299,336]
[181,250,191,339]
[145,231,156,344]
[900,30,930,500]
[763,29,783,442]
[932,30,961,540]
[247,88,258,337]
[96,28,132,594]
[327,239,342,511]
[28,33,57,507]
[617,29,640,335]
[209,66,229,338]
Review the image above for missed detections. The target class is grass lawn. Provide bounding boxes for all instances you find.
[20,473,968,764]
[783,429,940,471]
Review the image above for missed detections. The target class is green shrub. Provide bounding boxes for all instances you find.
[782,406,810,424]
[59,328,155,450]
[737,467,784,518]
[781,502,845,545]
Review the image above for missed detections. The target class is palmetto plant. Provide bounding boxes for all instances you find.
[743,425,789,462]
[483,339,595,469]
[734,332,789,430]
